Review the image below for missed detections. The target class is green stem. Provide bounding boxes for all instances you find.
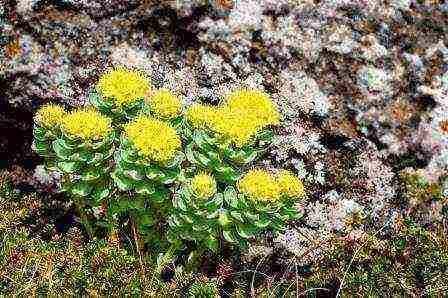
[75,201,94,238]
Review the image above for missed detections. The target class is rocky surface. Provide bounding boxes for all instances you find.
[1,0,448,276]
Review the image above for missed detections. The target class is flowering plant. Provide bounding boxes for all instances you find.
[33,66,305,263]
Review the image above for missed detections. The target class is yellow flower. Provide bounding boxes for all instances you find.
[190,172,216,199]
[62,108,112,141]
[146,89,182,119]
[96,66,151,107]
[212,108,263,147]
[185,104,219,128]
[186,89,279,147]
[225,88,280,127]
[237,169,281,202]
[124,115,181,163]
[35,104,66,127]
[276,170,305,198]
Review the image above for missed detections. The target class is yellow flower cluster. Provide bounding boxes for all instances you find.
[96,66,151,107]
[62,108,112,141]
[237,169,281,202]
[146,89,182,119]
[275,170,305,198]
[185,104,219,128]
[237,169,305,202]
[124,115,181,163]
[185,89,280,147]
[225,89,280,126]
[35,104,66,127]
[190,172,216,199]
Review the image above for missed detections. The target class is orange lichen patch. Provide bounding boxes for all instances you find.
[5,39,21,58]
[215,0,234,10]
[439,120,448,134]
[389,100,415,123]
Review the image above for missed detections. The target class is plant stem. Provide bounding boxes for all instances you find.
[132,219,147,289]
[75,202,94,238]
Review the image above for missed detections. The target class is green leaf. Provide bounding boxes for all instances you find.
[223,187,238,208]
[92,187,110,202]
[192,223,209,232]
[206,209,220,219]
[173,195,188,212]
[123,169,144,181]
[169,214,184,227]
[236,224,257,239]
[145,165,161,180]
[179,214,194,224]
[222,230,237,243]
[218,211,231,227]
[71,181,93,197]
[245,212,259,222]
[52,139,74,159]
[206,150,221,167]
[165,151,185,168]
[241,148,258,164]
[139,214,155,226]
[81,169,101,181]
[135,181,155,195]
[254,217,271,228]
[121,148,138,163]
[75,149,93,163]
[57,161,81,173]
[90,91,112,111]
[87,152,106,165]
[152,188,169,203]
[195,151,210,167]
[230,211,244,222]
[111,171,133,191]
[185,143,196,164]
[33,126,47,140]
[217,166,240,183]
[205,235,219,252]
[34,141,50,156]
[257,130,274,143]
[160,167,180,184]
[193,131,214,152]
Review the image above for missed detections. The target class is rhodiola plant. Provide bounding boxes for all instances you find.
[34,106,115,235]
[32,65,307,269]
[183,89,279,184]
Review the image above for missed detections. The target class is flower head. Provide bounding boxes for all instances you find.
[146,89,182,119]
[96,66,151,107]
[62,108,112,141]
[185,104,219,128]
[276,170,305,198]
[225,88,280,127]
[35,104,66,127]
[190,172,216,199]
[124,115,181,163]
[186,89,279,147]
[212,108,263,147]
[237,169,281,202]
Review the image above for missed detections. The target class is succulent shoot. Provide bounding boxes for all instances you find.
[217,169,305,245]
[113,115,184,204]
[183,88,278,184]
[33,104,66,159]
[190,172,217,199]
[91,66,151,122]
[168,172,223,252]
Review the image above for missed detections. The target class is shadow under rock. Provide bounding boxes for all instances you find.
[0,82,42,170]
